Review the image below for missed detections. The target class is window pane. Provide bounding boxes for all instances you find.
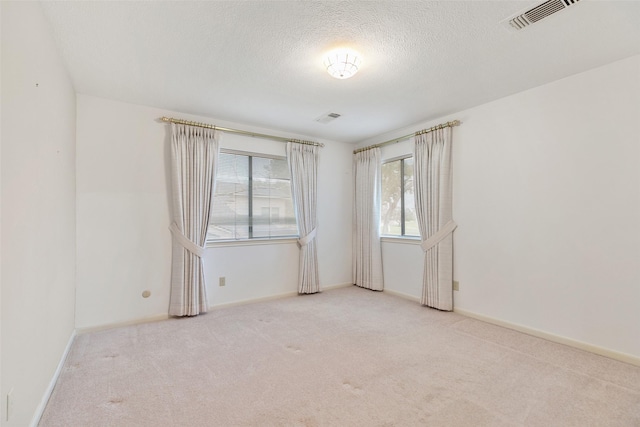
[403,157,419,237]
[209,153,249,240]
[252,157,297,238]
[209,152,297,241]
[381,160,402,235]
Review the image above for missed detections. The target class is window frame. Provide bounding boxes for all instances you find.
[380,155,420,240]
[207,149,299,245]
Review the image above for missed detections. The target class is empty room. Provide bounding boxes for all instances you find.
[1,0,639,426]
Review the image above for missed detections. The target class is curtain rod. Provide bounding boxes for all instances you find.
[353,120,460,154]
[159,117,324,147]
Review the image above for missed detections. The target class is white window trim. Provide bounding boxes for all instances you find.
[382,154,412,163]
[381,235,421,245]
[220,148,285,161]
[207,237,298,248]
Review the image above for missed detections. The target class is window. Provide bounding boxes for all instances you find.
[208,150,298,241]
[381,156,419,237]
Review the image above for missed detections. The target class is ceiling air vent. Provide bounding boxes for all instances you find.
[315,112,341,124]
[502,0,581,31]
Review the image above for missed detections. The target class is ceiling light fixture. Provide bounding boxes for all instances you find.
[323,48,362,79]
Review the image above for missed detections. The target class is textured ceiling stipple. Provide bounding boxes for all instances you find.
[40,1,640,144]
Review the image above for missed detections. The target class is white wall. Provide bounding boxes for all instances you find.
[363,55,640,359]
[0,2,3,422]
[1,2,77,426]
[76,95,352,329]
[0,2,4,422]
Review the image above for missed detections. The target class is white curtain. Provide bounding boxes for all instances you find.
[414,127,457,310]
[352,148,384,291]
[286,141,320,294]
[169,123,219,316]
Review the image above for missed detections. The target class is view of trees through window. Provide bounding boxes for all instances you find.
[381,157,419,237]
[208,152,298,240]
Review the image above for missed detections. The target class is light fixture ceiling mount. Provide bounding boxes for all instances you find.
[323,48,362,79]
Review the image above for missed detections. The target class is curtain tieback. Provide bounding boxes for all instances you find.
[420,220,457,252]
[169,222,206,257]
[297,228,317,247]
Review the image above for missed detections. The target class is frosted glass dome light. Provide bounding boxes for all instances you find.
[323,49,362,79]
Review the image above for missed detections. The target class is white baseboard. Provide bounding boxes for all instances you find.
[30,329,76,427]
[77,284,354,333]
[454,307,640,367]
[322,282,353,291]
[210,282,354,311]
[379,290,640,367]
[76,313,170,335]
[210,291,298,310]
[383,288,421,303]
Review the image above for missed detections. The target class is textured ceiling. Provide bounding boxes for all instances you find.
[41,1,640,144]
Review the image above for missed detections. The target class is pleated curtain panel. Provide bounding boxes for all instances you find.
[169,123,220,316]
[286,141,320,294]
[414,127,457,310]
[352,148,384,291]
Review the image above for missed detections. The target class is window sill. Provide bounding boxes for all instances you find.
[206,237,299,248]
[381,236,421,245]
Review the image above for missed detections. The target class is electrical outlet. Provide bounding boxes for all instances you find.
[453,281,460,291]
[6,388,14,421]
[219,277,226,287]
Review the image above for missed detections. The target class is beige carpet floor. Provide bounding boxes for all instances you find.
[40,286,640,426]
